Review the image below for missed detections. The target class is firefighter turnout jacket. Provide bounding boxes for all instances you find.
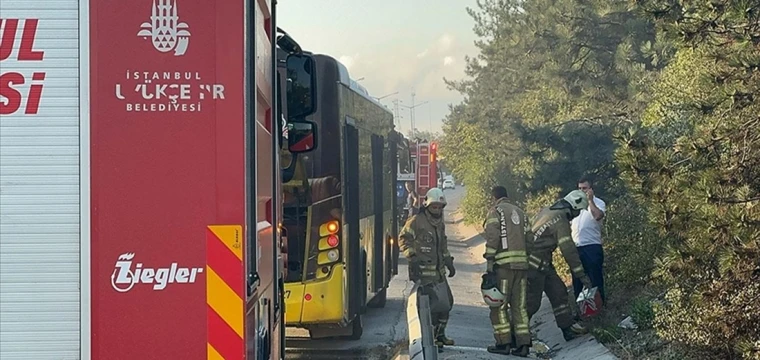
[528,207,591,287]
[483,198,529,271]
[399,211,451,283]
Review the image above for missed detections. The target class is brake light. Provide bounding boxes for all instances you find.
[327,234,339,247]
[317,220,342,268]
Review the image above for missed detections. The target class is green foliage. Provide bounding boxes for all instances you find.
[444,0,760,357]
[604,195,662,288]
[630,297,655,330]
[591,324,624,345]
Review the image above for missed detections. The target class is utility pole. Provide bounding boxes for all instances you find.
[411,90,416,137]
[393,99,401,127]
[400,90,428,139]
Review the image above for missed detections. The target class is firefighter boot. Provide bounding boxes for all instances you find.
[511,345,530,357]
[486,344,512,355]
[434,324,455,347]
[561,323,588,341]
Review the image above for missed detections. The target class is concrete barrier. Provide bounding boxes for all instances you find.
[406,283,438,360]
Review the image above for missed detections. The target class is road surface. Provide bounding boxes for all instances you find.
[285,187,616,359]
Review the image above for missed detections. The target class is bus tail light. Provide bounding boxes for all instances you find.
[326,234,339,247]
[317,220,341,266]
[319,220,339,237]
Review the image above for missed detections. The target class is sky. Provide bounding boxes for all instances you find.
[278,0,480,134]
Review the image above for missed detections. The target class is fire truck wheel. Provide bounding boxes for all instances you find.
[367,288,387,308]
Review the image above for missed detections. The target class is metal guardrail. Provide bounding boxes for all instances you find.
[406,283,438,360]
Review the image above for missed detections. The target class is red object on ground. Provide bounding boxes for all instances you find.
[577,287,603,318]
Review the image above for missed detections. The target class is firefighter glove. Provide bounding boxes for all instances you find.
[409,256,422,281]
[581,275,593,290]
[445,256,456,277]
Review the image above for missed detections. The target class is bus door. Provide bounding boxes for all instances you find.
[389,136,400,275]
[371,134,386,291]
[343,122,362,318]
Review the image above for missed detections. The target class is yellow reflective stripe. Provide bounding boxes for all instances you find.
[493,324,510,330]
[528,255,543,268]
[495,250,526,259]
[519,276,529,325]
[403,249,415,257]
[553,304,570,316]
[485,218,499,225]
[400,229,415,239]
[495,257,528,265]
[558,236,572,245]
[494,251,528,265]
[498,279,509,326]
[485,247,497,255]
[572,266,584,274]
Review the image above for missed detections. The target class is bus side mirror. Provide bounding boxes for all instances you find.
[287,121,318,153]
[286,54,317,120]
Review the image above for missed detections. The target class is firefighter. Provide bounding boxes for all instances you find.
[526,190,594,341]
[398,187,456,348]
[481,186,531,357]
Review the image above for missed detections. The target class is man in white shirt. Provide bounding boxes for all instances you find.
[570,177,607,305]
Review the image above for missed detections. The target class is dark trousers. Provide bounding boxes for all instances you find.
[527,266,574,330]
[572,244,605,304]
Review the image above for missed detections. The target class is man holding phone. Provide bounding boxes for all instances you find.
[571,177,607,305]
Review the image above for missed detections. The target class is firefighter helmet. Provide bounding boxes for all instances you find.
[481,272,505,307]
[563,190,589,211]
[424,188,447,207]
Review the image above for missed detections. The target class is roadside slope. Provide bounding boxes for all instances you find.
[438,187,617,360]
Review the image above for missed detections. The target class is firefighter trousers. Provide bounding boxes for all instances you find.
[526,265,574,330]
[419,276,454,338]
[488,268,530,347]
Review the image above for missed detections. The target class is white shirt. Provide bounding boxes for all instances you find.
[571,196,606,247]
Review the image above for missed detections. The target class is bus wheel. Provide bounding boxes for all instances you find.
[367,288,387,308]
[348,314,363,340]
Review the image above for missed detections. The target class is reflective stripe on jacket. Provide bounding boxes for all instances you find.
[483,198,528,270]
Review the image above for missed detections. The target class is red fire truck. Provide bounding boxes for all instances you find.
[409,140,442,204]
[0,0,316,359]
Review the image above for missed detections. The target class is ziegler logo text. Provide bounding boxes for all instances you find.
[111,253,204,293]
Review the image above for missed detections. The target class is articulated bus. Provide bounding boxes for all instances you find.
[281,54,401,339]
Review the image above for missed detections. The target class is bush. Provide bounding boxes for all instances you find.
[630,297,655,330]
[603,195,662,290]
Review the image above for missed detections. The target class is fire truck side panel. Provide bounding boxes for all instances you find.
[89,0,246,359]
[247,0,282,358]
[0,1,83,359]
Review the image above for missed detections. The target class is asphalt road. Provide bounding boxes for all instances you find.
[285,186,617,360]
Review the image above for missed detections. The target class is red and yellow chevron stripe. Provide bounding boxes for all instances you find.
[206,225,244,360]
